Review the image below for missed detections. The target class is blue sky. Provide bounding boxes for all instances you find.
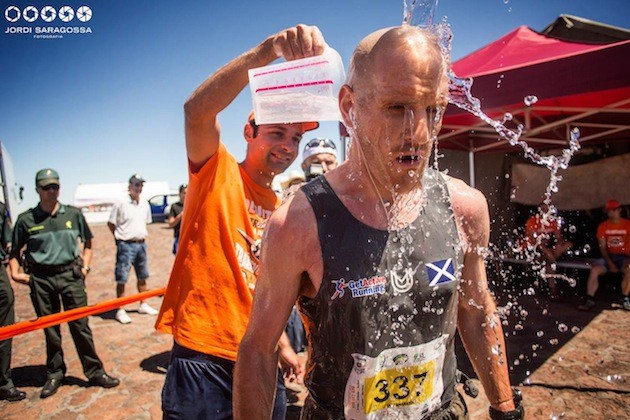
[1,0,629,216]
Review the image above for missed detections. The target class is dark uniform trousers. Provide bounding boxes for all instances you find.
[29,269,104,380]
[0,265,16,390]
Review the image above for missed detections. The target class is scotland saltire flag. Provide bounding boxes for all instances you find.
[426,258,455,286]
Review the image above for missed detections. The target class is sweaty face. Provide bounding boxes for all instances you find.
[348,34,447,192]
[303,153,338,173]
[251,124,303,175]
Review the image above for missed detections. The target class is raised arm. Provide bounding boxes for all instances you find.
[234,193,319,419]
[449,180,516,413]
[185,24,325,169]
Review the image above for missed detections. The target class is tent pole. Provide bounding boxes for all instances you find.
[468,150,476,188]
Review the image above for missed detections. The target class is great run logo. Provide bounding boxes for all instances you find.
[3,5,93,39]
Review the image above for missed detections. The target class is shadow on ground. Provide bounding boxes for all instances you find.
[140,351,170,374]
[455,264,623,386]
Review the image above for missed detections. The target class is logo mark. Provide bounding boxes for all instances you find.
[41,6,57,22]
[65,220,73,229]
[76,6,92,22]
[58,6,74,22]
[331,278,348,300]
[389,262,421,294]
[23,5,38,22]
[393,354,409,366]
[5,6,20,22]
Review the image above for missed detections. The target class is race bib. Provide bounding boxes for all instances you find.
[344,335,448,419]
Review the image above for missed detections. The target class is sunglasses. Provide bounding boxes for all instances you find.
[132,182,144,187]
[41,184,60,191]
[305,138,336,150]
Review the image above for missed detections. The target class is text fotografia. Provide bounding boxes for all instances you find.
[4,5,93,39]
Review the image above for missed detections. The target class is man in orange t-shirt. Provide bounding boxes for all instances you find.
[524,203,572,300]
[578,199,630,311]
[154,25,324,418]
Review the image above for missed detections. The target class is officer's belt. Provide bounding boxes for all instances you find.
[29,260,78,276]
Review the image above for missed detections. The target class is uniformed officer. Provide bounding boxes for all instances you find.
[0,202,26,402]
[8,168,120,399]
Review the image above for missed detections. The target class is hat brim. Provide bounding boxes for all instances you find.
[301,122,319,133]
[247,111,319,133]
[37,178,60,187]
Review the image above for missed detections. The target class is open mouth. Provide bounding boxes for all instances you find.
[396,155,420,164]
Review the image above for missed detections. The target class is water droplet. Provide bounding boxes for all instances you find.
[605,374,625,383]
[514,324,523,331]
[571,326,581,334]
[527,287,535,295]
[514,359,520,365]
[425,231,431,238]
[568,225,577,233]
[583,244,591,253]
[504,173,510,179]
[503,0,509,3]
[524,95,538,106]
[558,324,568,332]
[549,338,559,345]
[537,331,544,337]
[408,170,416,177]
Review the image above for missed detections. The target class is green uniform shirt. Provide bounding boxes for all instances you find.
[0,202,11,259]
[12,203,92,266]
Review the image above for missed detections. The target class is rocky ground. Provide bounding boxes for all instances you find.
[0,223,628,419]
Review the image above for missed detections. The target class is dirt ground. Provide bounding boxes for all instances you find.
[0,223,628,419]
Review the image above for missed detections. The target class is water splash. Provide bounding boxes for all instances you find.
[403,0,438,27]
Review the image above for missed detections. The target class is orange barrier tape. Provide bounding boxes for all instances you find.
[0,287,165,341]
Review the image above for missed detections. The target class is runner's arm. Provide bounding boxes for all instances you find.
[451,183,516,412]
[234,196,317,418]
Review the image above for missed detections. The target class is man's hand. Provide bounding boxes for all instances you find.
[12,272,30,285]
[271,24,326,61]
[278,336,304,385]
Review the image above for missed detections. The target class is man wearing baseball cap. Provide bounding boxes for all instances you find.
[8,168,119,398]
[579,199,630,311]
[301,137,338,181]
[155,24,323,418]
[108,173,156,324]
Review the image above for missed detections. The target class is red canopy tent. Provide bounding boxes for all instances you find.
[438,17,630,187]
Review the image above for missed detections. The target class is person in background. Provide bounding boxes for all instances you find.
[9,169,119,399]
[301,137,338,181]
[108,174,158,324]
[154,24,324,419]
[167,184,187,255]
[0,202,26,402]
[578,199,630,311]
[524,202,573,300]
